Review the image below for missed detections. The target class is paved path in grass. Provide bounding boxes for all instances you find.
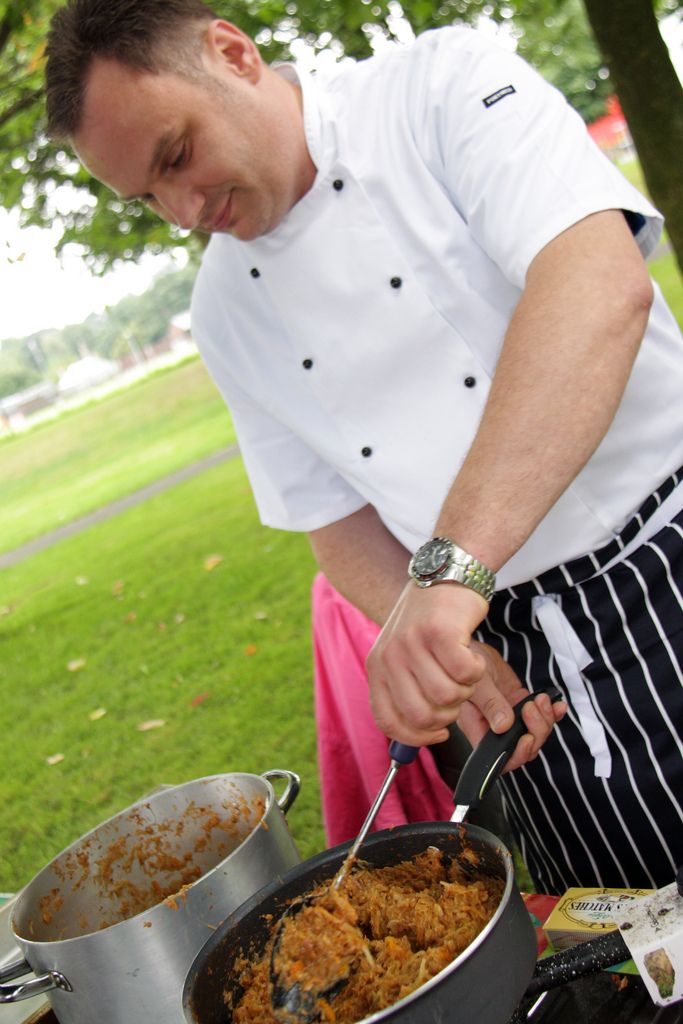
[0,444,239,570]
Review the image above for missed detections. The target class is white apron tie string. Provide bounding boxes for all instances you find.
[531,593,612,779]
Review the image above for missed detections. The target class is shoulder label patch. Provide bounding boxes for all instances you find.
[482,84,516,108]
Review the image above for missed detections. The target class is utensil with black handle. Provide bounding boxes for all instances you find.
[451,686,565,823]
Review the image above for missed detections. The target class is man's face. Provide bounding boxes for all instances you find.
[72,22,314,241]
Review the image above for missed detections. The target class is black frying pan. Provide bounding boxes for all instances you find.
[182,821,539,1024]
[181,821,632,1024]
[182,690,633,1024]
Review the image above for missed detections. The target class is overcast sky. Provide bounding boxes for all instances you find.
[0,210,182,343]
[1,13,681,345]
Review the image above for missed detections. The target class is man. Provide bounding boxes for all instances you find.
[45,0,683,894]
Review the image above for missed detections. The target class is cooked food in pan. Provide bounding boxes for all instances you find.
[231,846,503,1023]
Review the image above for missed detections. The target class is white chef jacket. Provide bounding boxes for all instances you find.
[191,26,683,588]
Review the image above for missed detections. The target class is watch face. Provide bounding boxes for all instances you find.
[412,538,453,578]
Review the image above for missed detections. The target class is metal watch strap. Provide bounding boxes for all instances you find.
[409,537,496,603]
[459,552,497,603]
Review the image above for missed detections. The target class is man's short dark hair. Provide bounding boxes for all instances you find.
[45,0,218,141]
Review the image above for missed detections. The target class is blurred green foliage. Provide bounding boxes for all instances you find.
[1,0,680,270]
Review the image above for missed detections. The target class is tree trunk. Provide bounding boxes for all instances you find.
[582,0,683,276]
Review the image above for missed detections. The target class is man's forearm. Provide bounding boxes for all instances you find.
[436,209,654,571]
[308,503,411,625]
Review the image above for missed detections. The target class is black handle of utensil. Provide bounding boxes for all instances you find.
[453,686,564,811]
[388,740,420,766]
[524,929,631,998]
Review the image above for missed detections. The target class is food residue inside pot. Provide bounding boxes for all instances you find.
[231,846,503,1023]
[25,791,266,939]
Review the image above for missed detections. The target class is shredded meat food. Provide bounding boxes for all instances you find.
[231,846,503,1023]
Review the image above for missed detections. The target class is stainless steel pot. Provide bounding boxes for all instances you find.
[0,769,301,1024]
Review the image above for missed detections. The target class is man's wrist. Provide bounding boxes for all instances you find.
[408,537,496,603]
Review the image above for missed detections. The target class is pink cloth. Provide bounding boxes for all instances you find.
[312,572,454,847]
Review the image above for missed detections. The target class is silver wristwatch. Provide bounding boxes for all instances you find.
[408,537,496,602]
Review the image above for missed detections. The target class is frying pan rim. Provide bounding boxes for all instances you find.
[182,820,528,1024]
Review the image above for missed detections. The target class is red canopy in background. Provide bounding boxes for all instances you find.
[587,96,633,157]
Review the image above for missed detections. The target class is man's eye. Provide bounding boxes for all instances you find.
[168,146,187,171]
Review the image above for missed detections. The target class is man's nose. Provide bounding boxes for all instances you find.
[156,186,204,231]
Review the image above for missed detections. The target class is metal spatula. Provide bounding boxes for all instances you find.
[269,739,418,1022]
[332,739,420,888]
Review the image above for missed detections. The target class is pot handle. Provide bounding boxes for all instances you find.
[524,929,631,999]
[0,956,72,1004]
[261,769,301,815]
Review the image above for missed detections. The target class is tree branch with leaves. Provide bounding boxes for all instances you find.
[0,0,681,272]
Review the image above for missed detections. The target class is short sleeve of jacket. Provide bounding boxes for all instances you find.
[410,29,662,288]
[218,388,368,533]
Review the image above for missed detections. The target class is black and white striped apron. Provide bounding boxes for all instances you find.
[477,469,683,895]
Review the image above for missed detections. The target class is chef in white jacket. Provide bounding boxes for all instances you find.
[45,0,683,893]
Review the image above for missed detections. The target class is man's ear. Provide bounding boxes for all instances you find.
[202,20,262,82]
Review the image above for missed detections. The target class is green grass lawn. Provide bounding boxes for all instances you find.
[0,356,235,555]
[616,157,683,324]
[0,456,324,891]
[650,250,683,326]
